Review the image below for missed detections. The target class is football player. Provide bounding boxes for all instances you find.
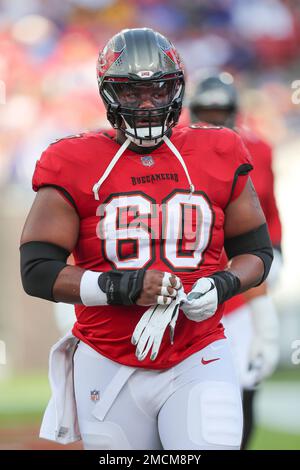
[189,72,282,448]
[20,29,273,450]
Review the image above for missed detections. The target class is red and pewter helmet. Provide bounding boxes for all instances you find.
[97,28,185,147]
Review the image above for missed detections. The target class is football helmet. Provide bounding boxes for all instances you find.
[97,28,185,146]
[189,72,238,128]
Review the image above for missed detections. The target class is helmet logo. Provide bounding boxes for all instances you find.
[97,46,124,77]
[137,71,154,78]
[141,155,155,167]
[161,46,183,71]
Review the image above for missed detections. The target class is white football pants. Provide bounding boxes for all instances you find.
[73,338,243,450]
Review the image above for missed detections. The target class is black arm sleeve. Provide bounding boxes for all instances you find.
[224,223,273,284]
[20,241,70,301]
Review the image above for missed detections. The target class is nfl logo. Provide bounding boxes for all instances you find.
[137,70,154,78]
[141,156,154,167]
[90,390,100,402]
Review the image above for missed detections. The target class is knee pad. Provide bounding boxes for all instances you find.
[80,420,132,450]
[187,381,243,448]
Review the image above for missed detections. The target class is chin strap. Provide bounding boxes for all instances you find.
[93,137,131,200]
[163,135,195,195]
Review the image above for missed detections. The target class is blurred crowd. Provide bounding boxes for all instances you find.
[0,0,300,191]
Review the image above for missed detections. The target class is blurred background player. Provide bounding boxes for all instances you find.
[188,72,283,449]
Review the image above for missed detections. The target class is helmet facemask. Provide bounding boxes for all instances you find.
[189,104,237,129]
[101,75,184,146]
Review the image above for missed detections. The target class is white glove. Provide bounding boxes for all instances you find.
[242,295,280,389]
[181,277,218,322]
[131,290,186,361]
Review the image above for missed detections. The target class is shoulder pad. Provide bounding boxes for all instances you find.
[189,124,223,130]
[49,133,85,147]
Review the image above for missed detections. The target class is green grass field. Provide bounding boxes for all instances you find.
[0,368,299,449]
[0,373,50,427]
[249,426,300,450]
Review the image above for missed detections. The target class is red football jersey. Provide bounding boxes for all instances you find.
[32,125,252,369]
[223,127,282,316]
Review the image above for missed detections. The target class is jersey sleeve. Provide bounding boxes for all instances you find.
[32,144,79,210]
[230,132,253,201]
[261,148,282,246]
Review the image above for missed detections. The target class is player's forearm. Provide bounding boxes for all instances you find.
[53,265,85,303]
[226,254,265,293]
[243,281,267,301]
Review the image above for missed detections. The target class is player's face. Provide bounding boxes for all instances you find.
[116,81,174,110]
[192,108,231,127]
[112,80,178,128]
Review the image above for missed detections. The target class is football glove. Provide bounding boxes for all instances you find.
[131,290,185,361]
[242,295,280,389]
[181,271,240,322]
[181,277,218,322]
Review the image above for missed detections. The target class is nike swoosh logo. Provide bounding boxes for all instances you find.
[201,357,220,365]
